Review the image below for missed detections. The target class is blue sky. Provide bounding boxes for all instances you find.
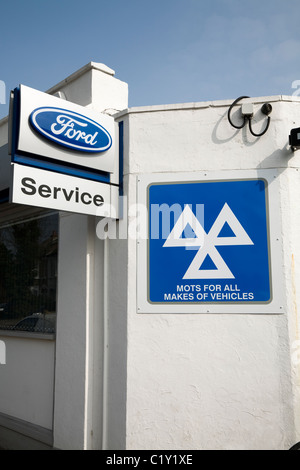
[1,0,300,119]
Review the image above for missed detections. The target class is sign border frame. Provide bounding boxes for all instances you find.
[137,169,286,314]
[10,84,119,181]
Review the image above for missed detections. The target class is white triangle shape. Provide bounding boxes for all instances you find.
[163,205,205,248]
[183,245,235,280]
[208,203,254,246]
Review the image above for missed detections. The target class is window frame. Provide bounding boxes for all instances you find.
[0,205,58,340]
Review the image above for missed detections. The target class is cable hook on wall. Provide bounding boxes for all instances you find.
[227,96,272,137]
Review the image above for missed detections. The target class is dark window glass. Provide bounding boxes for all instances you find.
[0,213,58,334]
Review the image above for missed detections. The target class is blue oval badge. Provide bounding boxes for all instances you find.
[29,107,112,153]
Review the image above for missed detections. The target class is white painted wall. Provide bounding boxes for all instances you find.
[0,336,55,430]
[116,97,300,450]
[48,62,128,114]
[53,64,128,450]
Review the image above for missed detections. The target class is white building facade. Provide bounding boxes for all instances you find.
[0,63,299,450]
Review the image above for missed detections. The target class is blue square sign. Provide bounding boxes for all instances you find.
[148,179,271,304]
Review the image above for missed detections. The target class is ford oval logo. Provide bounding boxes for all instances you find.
[29,107,112,153]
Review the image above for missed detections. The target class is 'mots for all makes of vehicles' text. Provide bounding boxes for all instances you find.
[164,283,254,302]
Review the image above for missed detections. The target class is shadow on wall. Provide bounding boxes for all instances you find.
[212,105,273,147]
[212,106,294,167]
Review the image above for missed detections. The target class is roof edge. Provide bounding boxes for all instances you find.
[114,95,300,118]
[46,62,115,95]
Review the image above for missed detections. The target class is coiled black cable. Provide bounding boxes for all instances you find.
[227,96,272,137]
[289,441,300,451]
[248,114,271,137]
[227,96,250,129]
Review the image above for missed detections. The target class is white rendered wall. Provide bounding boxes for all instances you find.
[48,62,129,114]
[118,97,300,450]
[0,336,55,430]
[53,64,128,450]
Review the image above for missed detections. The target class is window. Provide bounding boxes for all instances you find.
[0,212,58,334]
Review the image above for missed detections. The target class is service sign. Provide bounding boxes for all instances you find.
[12,85,117,174]
[11,164,118,218]
[137,170,285,314]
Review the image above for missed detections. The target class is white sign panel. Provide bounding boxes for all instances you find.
[15,85,117,174]
[11,164,118,217]
[137,169,286,314]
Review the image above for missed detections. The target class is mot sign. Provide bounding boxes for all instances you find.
[137,170,285,314]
